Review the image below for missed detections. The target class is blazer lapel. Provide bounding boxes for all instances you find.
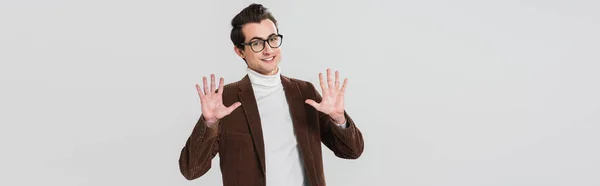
[281,75,317,185]
[237,75,267,175]
[280,76,310,145]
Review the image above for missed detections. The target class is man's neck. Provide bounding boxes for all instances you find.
[247,67,281,87]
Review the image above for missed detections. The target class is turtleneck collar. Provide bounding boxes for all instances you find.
[247,66,282,87]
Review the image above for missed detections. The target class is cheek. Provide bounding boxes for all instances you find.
[246,55,262,67]
[243,50,255,58]
[272,49,281,58]
[246,52,261,59]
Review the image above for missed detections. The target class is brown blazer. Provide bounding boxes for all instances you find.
[179,75,364,186]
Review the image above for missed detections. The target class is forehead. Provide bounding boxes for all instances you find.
[241,19,278,41]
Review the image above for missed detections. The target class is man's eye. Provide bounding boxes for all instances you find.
[251,42,261,47]
[269,37,279,42]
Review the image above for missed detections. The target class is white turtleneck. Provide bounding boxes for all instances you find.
[247,67,347,186]
[247,67,308,186]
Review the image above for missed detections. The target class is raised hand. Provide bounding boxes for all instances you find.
[305,69,348,124]
[196,74,241,127]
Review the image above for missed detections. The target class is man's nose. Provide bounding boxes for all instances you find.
[262,43,273,54]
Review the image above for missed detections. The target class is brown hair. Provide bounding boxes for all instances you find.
[230,3,279,51]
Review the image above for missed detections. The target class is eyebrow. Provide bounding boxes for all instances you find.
[249,33,277,42]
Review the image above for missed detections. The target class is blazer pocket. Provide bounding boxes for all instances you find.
[221,131,255,166]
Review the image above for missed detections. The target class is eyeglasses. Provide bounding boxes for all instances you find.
[241,34,283,53]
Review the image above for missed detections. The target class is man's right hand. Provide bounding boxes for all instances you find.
[196,74,242,128]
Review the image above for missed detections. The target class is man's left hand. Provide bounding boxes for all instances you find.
[305,69,348,125]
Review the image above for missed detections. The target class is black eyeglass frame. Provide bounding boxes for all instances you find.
[240,34,284,53]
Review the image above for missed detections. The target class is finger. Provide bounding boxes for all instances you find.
[319,73,327,93]
[210,74,216,94]
[327,68,333,89]
[217,77,224,95]
[305,99,319,109]
[203,77,209,96]
[335,71,340,89]
[340,78,348,96]
[196,84,204,98]
[226,102,242,113]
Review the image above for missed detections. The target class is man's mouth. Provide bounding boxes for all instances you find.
[261,56,275,63]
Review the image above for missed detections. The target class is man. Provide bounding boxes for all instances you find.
[179,3,364,186]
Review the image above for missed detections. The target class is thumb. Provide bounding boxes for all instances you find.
[305,99,319,109]
[226,102,242,113]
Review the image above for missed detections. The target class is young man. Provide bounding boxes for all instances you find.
[179,3,364,186]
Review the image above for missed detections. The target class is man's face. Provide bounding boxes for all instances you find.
[234,19,282,75]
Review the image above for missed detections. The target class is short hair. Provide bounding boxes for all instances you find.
[230,3,279,51]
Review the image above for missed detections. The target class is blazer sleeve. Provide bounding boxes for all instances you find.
[306,81,364,159]
[178,115,220,180]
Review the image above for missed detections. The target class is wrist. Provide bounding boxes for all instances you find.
[206,120,218,128]
[331,114,346,125]
[201,115,219,128]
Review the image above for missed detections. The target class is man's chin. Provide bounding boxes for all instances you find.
[262,66,279,75]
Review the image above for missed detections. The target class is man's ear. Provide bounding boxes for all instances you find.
[234,46,245,59]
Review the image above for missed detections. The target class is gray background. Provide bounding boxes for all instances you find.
[1,0,599,185]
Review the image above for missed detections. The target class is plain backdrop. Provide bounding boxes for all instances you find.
[1,0,599,185]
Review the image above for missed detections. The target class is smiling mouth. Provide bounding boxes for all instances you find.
[261,56,275,63]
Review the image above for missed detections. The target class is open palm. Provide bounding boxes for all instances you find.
[196,74,241,126]
[305,69,347,123]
